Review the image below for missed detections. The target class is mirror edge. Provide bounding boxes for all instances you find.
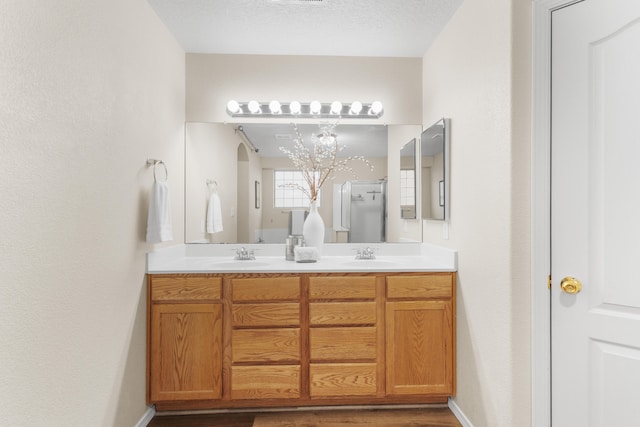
[400,137,417,220]
[442,117,451,222]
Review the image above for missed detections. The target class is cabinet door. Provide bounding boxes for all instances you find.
[150,303,222,401]
[385,300,453,395]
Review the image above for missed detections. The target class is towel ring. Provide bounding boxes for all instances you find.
[148,159,168,182]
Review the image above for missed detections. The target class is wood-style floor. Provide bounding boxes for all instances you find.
[148,407,462,427]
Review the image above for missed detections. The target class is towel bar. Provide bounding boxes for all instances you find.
[147,159,168,182]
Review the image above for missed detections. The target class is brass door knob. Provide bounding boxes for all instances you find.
[560,277,582,294]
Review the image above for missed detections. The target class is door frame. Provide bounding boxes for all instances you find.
[531,0,584,425]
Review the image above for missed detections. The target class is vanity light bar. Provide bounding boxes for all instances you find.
[226,100,384,119]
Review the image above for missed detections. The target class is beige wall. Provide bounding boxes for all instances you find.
[0,1,185,426]
[186,54,423,125]
[421,0,531,426]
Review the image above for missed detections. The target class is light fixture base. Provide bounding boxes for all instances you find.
[226,101,384,119]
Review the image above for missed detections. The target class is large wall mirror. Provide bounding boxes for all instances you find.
[185,122,422,244]
[420,118,450,221]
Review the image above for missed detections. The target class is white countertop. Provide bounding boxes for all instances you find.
[147,243,457,274]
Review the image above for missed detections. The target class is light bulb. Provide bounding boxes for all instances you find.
[310,100,322,115]
[248,100,261,114]
[318,132,336,145]
[289,101,301,115]
[269,100,281,114]
[330,101,343,115]
[370,101,383,115]
[226,100,241,114]
[349,101,363,115]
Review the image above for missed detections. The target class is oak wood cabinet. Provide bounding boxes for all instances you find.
[229,276,301,399]
[147,271,456,411]
[308,276,381,398]
[385,274,456,396]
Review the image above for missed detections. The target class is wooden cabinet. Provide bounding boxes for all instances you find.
[385,274,455,396]
[308,276,381,398]
[147,275,223,402]
[229,276,301,399]
[147,271,455,410]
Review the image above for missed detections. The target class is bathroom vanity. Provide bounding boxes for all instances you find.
[146,244,456,411]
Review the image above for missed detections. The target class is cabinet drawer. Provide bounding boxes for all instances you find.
[232,303,300,327]
[309,276,376,300]
[151,276,222,301]
[310,327,376,361]
[233,329,300,363]
[386,274,453,299]
[231,365,300,399]
[310,363,377,397]
[232,277,300,301]
[310,302,376,326]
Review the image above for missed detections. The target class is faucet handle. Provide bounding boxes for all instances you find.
[355,246,377,259]
[233,246,257,260]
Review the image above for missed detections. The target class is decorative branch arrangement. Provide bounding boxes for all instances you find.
[279,122,374,202]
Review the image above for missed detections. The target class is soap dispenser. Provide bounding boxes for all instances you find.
[285,235,304,261]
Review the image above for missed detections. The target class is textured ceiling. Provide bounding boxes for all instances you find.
[147,0,463,57]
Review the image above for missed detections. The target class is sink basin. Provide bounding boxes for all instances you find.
[340,260,400,269]
[211,261,271,269]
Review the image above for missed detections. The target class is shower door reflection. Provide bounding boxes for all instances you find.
[342,180,387,243]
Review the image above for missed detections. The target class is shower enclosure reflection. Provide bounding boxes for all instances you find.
[339,180,387,243]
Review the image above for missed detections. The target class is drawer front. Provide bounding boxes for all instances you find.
[310,363,377,397]
[231,365,300,399]
[232,277,300,301]
[309,276,376,300]
[151,276,222,301]
[309,302,376,326]
[233,329,300,363]
[310,327,376,361]
[386,274,453,299]
[232,303,300,327]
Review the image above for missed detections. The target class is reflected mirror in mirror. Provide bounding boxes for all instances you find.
[185,122,404,244]
[420,118,450,221]
[400,138,416,219]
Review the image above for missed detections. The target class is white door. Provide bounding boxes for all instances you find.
[552,0,640,425]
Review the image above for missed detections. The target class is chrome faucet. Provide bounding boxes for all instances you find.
[355,247,377,260]
[234,247,256,260]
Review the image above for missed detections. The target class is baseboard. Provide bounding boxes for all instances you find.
[448,398,473,427]
[134,405,156,427]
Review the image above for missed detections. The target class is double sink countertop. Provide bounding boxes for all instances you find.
[147,243,457,274]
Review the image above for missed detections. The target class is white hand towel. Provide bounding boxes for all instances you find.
[146,181,173,244]
[206,193,223,233]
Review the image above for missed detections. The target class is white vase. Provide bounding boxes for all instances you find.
[303,201,325,254]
